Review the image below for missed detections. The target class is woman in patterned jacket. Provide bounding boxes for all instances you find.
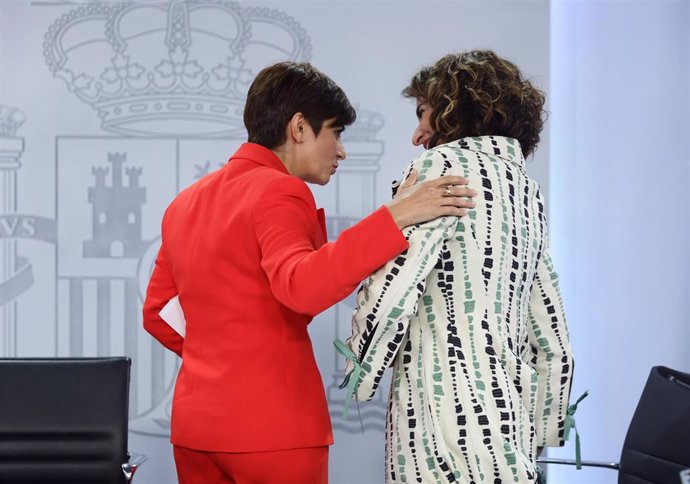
[340,50,574,483]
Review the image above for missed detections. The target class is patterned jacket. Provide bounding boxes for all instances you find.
[344,136,574,483]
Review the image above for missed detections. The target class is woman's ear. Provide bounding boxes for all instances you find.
[288,112,306,143]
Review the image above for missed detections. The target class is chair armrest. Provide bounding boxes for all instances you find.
[122,452,148,482]
[680,469,690,484]
[537,457,619,470]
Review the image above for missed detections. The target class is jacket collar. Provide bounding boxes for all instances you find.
[454,136,526,168]
[228,142,328,240]
[228,142,290,175]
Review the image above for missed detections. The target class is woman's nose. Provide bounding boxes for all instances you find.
[336,140,346,160]
[412,126,426,146]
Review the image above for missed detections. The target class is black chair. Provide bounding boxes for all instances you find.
[0,357,146,483]
[539,366,690,484]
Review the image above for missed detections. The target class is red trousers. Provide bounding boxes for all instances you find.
[173,445,329,484]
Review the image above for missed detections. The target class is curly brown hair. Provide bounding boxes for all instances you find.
[402,50,546,156]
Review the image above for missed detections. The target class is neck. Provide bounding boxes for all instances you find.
[271,145,297,176]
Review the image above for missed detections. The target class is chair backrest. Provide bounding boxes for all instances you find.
[0,357,131,484]
[619,366,690,484]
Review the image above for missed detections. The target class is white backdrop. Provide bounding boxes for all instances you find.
[0,1,550,482]
[5,1,685,484]
[548,0,690,483]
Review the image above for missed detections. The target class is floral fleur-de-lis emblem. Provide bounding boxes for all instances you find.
[101,53,145,83]
[155,46,202,79]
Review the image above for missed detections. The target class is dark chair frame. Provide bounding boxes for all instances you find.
[538,366,690,484]
[0,357,146,483]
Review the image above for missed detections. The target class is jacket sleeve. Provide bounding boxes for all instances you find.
[347,215,457,401]
[142,238,184,357]
[254,176,408,316]
[345,149,466,401]
[527,213,574,447]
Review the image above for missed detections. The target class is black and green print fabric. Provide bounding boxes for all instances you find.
[344,136,574,484]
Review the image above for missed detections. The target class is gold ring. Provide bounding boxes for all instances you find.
[443,186,452,197]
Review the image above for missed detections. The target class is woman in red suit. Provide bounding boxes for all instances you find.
[143,62,476,484]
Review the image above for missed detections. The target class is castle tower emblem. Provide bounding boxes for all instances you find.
[83,153,147,259]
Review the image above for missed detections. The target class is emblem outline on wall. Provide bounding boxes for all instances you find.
[2,0,390,438]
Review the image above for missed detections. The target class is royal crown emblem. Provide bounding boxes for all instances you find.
[43,0,312,137]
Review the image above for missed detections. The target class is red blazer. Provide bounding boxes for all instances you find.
[143,143,407,452]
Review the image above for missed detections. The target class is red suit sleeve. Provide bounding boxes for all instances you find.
[142,240,183,357]
[254,176,408,316]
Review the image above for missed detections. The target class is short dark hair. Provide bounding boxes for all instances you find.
[403,50,546,156]
[244,62,356,149]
